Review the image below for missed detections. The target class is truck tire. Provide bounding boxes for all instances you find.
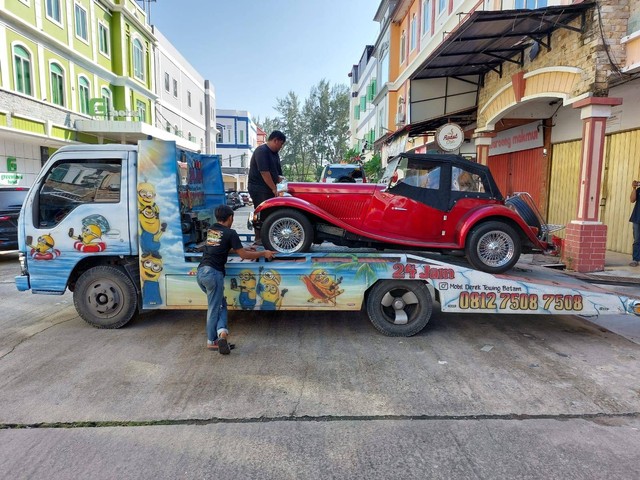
[261,209,313,253]
[465,221,521,274]
[366,280,432,337]
[73,266,138,329]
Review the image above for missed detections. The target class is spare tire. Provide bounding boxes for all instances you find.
[506,196,541,233]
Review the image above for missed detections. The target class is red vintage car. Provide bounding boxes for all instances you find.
[252,153,554,273]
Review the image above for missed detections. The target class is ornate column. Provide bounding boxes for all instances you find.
[473,131,495,165]
[562,97,622,272]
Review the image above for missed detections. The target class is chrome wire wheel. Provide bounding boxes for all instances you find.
[269,217,306,252]
[475,230,515,268]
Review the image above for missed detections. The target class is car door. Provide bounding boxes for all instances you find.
[378,159,448,244]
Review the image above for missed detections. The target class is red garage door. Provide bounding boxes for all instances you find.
[487,147,548,211]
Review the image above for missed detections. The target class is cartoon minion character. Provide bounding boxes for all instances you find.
[301,268,344,306]
[69,223,102,245]
[257,268,287,310]
[140,252,163,306]
[231,269,257,310]
[28,234,60,260]
[137,182,166,256]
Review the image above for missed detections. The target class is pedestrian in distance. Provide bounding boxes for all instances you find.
[247,130,287,245]
[197,205,276,354]
[629,180,640,267]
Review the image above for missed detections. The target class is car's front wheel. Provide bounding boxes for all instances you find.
[465,221,521,274]
[261,209,313,253]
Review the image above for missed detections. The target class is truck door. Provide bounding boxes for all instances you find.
[24,151,132,293]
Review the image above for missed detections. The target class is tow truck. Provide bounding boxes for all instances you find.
[14,140,640,336]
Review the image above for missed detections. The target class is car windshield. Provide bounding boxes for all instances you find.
[0,189,28,212]
[322,165,364,182]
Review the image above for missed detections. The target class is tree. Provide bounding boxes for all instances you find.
[256,80,351,182]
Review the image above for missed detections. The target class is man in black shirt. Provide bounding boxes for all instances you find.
[629,180,640,267]
[197,205,276,354]
[248,130,286,244]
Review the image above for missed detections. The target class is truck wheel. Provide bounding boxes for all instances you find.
[366,280,432,337]
[73,266,138,329]
[261,209,313,253]
[465,221,521,274]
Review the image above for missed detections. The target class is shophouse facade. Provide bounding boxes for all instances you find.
[352,0,640,272]
[215,109,257,191]
[0,0,209,188]
[348,45,377,161]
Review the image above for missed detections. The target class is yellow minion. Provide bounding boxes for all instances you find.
[258,269,286,310]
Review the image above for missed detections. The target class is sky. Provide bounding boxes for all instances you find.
[149,0,381,122]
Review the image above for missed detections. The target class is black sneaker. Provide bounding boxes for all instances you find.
[217,337,231,355]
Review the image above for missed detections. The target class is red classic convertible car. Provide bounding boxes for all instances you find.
[252,153,555,273]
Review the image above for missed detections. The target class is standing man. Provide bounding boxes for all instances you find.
[197,205,275,354]
[248,130,287,244]
[629,180,640,267]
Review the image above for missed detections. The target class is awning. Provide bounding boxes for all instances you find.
[412,3,594,80]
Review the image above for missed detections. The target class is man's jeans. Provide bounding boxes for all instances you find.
[633,223,640,262]
[196,266,228,342]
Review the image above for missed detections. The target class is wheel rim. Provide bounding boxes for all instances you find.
[269,217,306,252]
[379,288,419,325]
[85,279,126,319]
[476,230,515,268]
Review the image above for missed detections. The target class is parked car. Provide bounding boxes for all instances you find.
[0,186,29,251]
[238,191,252,206]
[319,164,367,183]
[225,190,244,210]
[252,153,554,273]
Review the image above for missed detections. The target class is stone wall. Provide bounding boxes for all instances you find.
[477,1,630,127]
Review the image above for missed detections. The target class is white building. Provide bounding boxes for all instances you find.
[152,27,216,154]
[215,109,257,190]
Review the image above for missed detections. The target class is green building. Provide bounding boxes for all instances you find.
[0,0,193,186]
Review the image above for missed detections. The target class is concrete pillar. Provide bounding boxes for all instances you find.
[473,132,495,165]
[562,97,622,273]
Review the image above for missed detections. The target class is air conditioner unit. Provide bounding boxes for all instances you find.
[395,112,406,125]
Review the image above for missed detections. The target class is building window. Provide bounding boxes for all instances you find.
[422,0,431,36]
[216,131,223,143]
[438,0,446,15]
[173,79,178,97]
[46,0,61,23]
[136,100,146,123]
[164,73,170,92]
[166,121,171,132]
[98,22,110,56]
[78,76,90,114]
[13,45,32,96]
[400,30,406,64]
[239,130,244,144]
[200,101,203,115]
[50,63,64,106]
[174,124,179,135]
[133,38,145,81]
[101,87,112,116]
[410,14,417,51]
[187,91,191,107]
[515,0,547,7]
[74,3,88,41]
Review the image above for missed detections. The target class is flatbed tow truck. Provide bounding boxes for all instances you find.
[14,140,640,336]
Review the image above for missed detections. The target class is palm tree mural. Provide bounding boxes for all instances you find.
[331,253,390,287]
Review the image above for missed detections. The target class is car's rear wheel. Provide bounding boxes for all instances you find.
[465,221,521,274]
[261,209,313,253]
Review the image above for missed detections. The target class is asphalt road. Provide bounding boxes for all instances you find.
[1,224,640,479]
